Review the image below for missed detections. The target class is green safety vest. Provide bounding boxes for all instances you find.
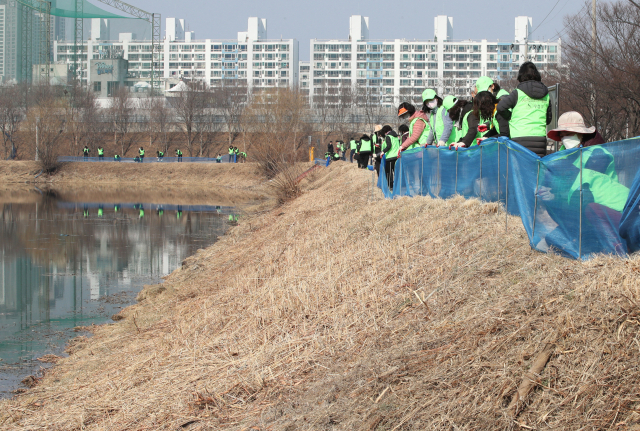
[98,148,104,155]
[139,149,145,156]
[83,148,89,154]
[359,139,372,152]
[241,152,247,157]
[564,147,629,212]
[98,208,103,217]
[408,117,429,149]
[372,134,378,149]
[228,148,234,154]
[139,209,144,217]
[460,111,492,144]
[176,149,182,156]
[350,140,357,150]
[114,155,120,159]
[234,148,239,154]
[431,108,457,145]
[509,89,550,138]
[158,152,164,157]
[384,135,401,159]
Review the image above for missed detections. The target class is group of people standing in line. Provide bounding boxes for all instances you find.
[82,146,184,162]
[330,61,610,190]
[327,60,631,254]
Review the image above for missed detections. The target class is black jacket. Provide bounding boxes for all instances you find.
[496,80,552,157]
[381,131,399,161]
[459,112,498,147]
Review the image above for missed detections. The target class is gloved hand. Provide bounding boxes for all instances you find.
[397,149,402,159]
[437,141,446,147]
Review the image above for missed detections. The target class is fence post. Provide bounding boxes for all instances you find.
[579,148,583,259]
[498,141,501,205]
[479,145,483,200]
[420,148,424,196]
[505,143,509,231]
[455,150,459,194]
[437,147,441,198]
[532,159,541,240]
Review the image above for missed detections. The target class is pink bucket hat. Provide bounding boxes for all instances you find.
[547,111,596,142]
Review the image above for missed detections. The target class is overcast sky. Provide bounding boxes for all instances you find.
[93,0,586,59]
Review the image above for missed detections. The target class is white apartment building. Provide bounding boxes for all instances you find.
[299,60,310,97]
[310,15,561,106]
[52,17,299,90]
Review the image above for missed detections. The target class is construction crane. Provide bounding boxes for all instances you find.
[15,0,51,83]
[76,0,161,92]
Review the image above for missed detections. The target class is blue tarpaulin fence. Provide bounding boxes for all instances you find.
[378,137,640,259]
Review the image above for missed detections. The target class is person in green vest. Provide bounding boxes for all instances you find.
[472,76,495,98]
[114,154,121,161]
[216,153,222,163]
[496,62,551,157]
[156,149,164,161]
[83,205,89,217]
[379,125,400,189]
[98,206,103,217]
[349,137,357,163]
[114,204,120,213]
[332,152,340,161]
[422,89,456,147]
[82,145,90,160]
[177,205,183,219]
[396,102,429,158]
[233,147,240,163]
[157,207,164,217]
[240,151,247,163]
[139,207,145,218]
[176,148,183,162]
[97,146,104,160]
[535,112,627,255]
[228,146,234,162]
[452,91,500,148]
[357,134,373,169]
[138,147,145,162]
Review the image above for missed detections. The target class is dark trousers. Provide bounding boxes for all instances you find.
[385,158,397,190]
[139,155,144,162]
[178,155,182,162]
[350,150,355,163]
[374,156,381,176]
[98,154,104,160]
[229,154,234,162]
[83,154,88,160]
[359,152,371,169]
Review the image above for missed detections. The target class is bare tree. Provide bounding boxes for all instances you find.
[142,96,174,155]
[172,81,208,157]
[561,0,640,141]
[0,85,23,160]
[26,85,66,172]
[63,84,101,156]
[108,87,136,156]
[212,80,247,148]
[241,88,309,177]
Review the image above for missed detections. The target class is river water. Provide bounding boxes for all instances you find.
[0,187,240,397]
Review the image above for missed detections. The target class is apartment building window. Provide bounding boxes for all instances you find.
[170,45,179,52]
[316,62,323,68]
[211,53,221,60]
[414,45,424,52]
[383,53,394,61]
[400,79,410,86]
[368,53,381,60]
[357,53,366,60]
[93,82,101,92]
[487,45,497,52]
[383,44,394,52]
[313,53,323,60]
[487,63,497,70]
[238,62,247,69]
[343,62,350,69]
[253,44,262,51]
[414,63,425,69]
[239,45,247,51]
[414,54,425,61]
[402,54,410,60]
[314,44,325,51]
[369,44,381,52]
[223,44,236,51]
[382,62,393,69]
[401,45,409,52]
[549,46,557,53]
[280,44,289,51]
[471,54,481,61]
[357,44,366,52]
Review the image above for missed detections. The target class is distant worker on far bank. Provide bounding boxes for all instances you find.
[228,146,234,162]
[240,151,247,163]
[216,153,222,163]
[83,145,90,160]
[97,146,104,160]
[114,154,121,161]
[176,148,183,162]
[138,147,145,162]
[157,149,164,161]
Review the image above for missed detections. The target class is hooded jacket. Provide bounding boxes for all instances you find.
[497,80,552,157]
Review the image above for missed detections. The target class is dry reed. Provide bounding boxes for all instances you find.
[2,162,640,430]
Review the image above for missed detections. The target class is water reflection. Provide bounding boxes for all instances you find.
[0,189,238,397]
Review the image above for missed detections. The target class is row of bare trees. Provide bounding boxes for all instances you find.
[560,0,640,141]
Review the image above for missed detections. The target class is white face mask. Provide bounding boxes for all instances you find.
[561,134,581,149]
[427,99,438,109]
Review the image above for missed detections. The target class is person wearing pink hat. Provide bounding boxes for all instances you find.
[547,111,605,151]
[535,111,629,256]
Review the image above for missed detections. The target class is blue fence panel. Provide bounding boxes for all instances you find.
[378,137,640,259]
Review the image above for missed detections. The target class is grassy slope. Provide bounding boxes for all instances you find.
[2,162,640,430]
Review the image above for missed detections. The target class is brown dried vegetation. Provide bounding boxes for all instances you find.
[2,163,640,430]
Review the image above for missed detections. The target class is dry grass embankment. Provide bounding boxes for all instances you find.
[2,162,640,430]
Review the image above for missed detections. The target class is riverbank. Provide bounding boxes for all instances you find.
[2,162,639,430]
[0,160,270,205]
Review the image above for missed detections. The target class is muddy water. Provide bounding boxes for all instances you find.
[0,188,243,397]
